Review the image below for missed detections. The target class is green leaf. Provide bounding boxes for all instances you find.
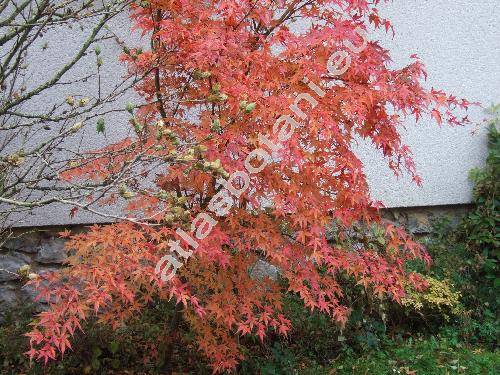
[96,118,105,134]
[125,102,134,113]
[91,357,101,370]
[109,340,119,354]
[493,278,500,289]
[245,102,256,113]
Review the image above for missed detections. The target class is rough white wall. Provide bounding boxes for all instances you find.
[358,0,499,207]
[5,1,500,226]
[2,9,142,227]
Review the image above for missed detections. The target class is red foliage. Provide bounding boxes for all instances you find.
[26,1,470,372]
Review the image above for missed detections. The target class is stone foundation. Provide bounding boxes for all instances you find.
[0,204,471,321]
[381,204,471,235]
[0,228,70,321]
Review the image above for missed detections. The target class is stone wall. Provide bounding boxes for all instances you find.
[382,204,472,235]
[0,205,471,321]
[0,229,69,321]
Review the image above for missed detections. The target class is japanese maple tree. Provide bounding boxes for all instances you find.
[25,0,471,372]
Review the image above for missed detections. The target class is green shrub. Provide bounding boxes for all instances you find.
[401,276,463,322]
[402,112,499,346]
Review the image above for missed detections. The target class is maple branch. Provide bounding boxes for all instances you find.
[262,0,306,37]
[152,8,167,119]
[160,301,184,373]
[234,0,259,30]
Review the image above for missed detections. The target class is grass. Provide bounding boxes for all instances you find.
[298,337,499,375]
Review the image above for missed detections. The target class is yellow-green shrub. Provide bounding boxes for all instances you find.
[402,276,462,322]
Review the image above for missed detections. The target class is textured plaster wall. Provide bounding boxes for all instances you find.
[357,0,499,207]
[4,1,500,227]
[3,10,142,227]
